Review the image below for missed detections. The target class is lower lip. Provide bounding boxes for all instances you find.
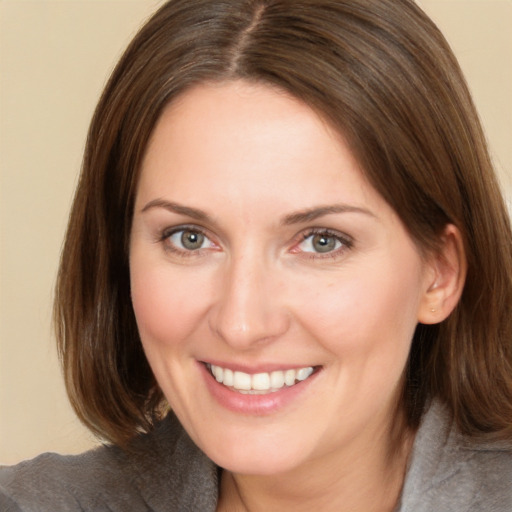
[198,363,319,415]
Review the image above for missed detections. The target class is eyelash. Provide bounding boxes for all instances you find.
[159,225,216,257]
[157,225,353,260]
[293,228,353,259]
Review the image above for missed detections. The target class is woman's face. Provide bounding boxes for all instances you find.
[130,81,436,475]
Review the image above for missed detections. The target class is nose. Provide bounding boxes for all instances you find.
[209,252,290,350]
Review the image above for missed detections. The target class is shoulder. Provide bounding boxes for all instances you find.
[0,413,219,512]
[399,400,512,512]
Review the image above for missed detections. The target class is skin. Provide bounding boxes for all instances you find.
[129,80,464,511]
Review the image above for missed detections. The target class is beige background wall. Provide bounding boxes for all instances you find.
[1,0,511,464]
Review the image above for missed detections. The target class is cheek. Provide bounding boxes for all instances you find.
[130,263,212,349]
[294,258,423,359]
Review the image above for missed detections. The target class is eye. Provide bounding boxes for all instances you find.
[171,229,207,250]
[294,229,352,256]
[162,226,216,254]
[302,233,341,253]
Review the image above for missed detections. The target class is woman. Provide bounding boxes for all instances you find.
[1,0,511,510]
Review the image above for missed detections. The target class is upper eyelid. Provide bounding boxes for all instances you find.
[163,220,231,242]
[161,223,211,238]
[159,225,218,257]
[157,224,353,252]
[297,227,353,243]
[290,227,354,258]
[160,225,351,239]
[159,224,215,248]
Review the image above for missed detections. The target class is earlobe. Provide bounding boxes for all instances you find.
[418,224,467,325]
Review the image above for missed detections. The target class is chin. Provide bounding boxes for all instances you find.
[213,449,306,476]
[196,427,311,476]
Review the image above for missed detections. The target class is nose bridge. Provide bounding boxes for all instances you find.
[210,244,288,349]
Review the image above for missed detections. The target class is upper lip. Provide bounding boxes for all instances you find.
[201,360,319,374]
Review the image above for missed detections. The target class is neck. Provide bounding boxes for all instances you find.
[217,412,415,512]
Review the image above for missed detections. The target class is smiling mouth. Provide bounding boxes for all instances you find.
[205,363,318,394]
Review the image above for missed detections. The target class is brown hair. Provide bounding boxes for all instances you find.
[55,0,512,446]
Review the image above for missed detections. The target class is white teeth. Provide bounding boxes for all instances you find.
[252,372,271,390]
[270,370,285,389]
[213,365,223,382]
[208,364,315,393]
[223,368,234,387]
[233,371,252,390]
[284,369,296,386]
[296,367,314,381]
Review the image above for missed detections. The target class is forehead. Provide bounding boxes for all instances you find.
[135,80,394,226]
[142,81,344,172]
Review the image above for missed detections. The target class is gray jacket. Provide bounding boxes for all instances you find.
[1,401,511,511]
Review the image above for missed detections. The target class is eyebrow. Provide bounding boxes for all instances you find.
[141,199,211,222]
[141,199,376,225]
[282,204,376,225]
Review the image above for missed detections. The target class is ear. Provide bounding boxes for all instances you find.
[417,224,467,325]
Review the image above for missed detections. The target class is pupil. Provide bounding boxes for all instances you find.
[181,230,204,250]
[313,234,336,253]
